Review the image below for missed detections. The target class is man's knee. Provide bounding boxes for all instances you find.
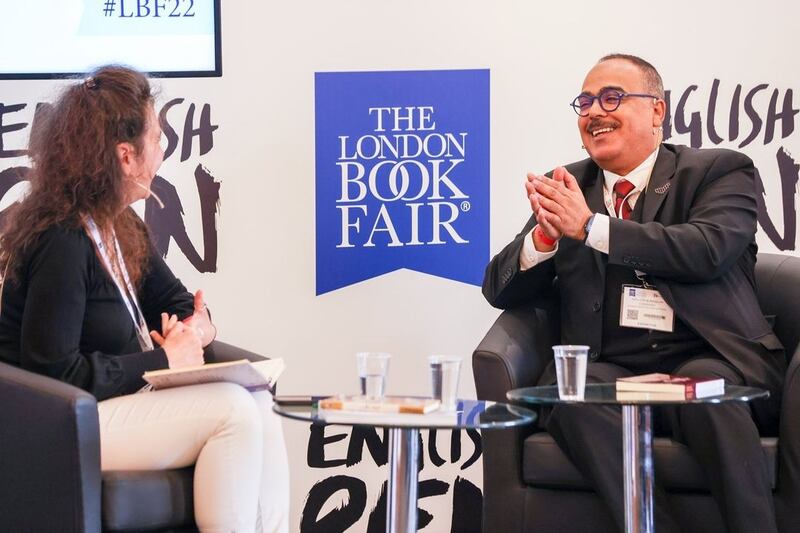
[673,357,743,384]
[585,362,634,383]
[547,403,616,435]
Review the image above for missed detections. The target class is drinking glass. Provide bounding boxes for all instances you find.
[553,345,588,400]
[356,352,391,400]
[428,355,462,411]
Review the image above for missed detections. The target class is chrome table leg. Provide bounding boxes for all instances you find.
[387,427,419,533]
[622,405,654,533]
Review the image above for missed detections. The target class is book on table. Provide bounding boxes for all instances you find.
[317,395,460,426]
[615,373,725,400]
[143,358,285,392]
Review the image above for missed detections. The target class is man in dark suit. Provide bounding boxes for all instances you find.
[483,54,786,532]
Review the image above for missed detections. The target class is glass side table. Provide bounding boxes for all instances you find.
[508,384,769,533]
[275,398,536,533]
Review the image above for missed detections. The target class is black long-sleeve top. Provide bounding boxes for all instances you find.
[0,224,194,400]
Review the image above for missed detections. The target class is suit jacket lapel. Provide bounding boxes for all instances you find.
[641,145,676,223]
[585,166,606,214]
[580,162,607,278]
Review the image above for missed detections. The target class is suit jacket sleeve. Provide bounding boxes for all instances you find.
[608,149,758,282]
[482,214,557,309]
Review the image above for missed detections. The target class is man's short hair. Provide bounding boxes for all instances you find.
[599,53,665,100]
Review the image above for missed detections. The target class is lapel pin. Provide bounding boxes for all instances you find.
[654,182,671,194]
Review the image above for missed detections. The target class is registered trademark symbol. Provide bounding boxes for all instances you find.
[460,201,471,212]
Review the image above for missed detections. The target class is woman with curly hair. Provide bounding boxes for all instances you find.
[0,65,289,532]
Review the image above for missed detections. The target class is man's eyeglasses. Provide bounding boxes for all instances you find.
[570,88,660,116]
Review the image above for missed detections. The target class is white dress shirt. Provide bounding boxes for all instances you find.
[519,147,660,270]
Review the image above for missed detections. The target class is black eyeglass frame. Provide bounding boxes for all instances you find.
[570,89,660,116]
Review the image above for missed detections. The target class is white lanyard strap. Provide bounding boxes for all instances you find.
[602,185,638,219]
[84,217,154,351]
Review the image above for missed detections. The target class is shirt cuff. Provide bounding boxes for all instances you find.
[519,226,558,271]
[585,214,610,254]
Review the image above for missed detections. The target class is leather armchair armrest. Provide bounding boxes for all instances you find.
[472,300,559,402]
[203,340,276,393]
[204,339,268,364]
[472,299,559,532]
[776,345,800,532]
[0,361,101,533]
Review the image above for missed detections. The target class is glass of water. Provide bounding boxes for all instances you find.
[356,352,391,400]
[553,345,588,401]
[428,355,462,411]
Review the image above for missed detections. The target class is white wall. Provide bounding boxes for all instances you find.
[1,1,798,531]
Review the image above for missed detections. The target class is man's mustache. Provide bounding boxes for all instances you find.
[586,118,621,132]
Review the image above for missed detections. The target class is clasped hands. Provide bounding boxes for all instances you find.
[526,166,593,247]
[150,289,217,369]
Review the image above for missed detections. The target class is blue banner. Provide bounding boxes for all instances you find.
[315,69,490,295]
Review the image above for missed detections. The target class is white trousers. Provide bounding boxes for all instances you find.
[98,383,290,533]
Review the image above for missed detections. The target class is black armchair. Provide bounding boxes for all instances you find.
[472,253,800,533]
[0,340,267,532]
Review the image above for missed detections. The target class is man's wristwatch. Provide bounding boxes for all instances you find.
[583,214,595,243]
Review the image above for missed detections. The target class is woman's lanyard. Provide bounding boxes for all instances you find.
[84,217,154,351]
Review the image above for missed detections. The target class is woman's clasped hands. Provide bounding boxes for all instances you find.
[150,290,215,369]
[181,289,217,347]
[150,312,203,368]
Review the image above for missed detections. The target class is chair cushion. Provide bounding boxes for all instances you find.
[102,468,195,531]
[522,432,777,491]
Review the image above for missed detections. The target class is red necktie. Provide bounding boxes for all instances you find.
[613,179,635,220]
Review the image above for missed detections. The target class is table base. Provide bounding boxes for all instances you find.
[623,404,654,533]
[387,427,420,533]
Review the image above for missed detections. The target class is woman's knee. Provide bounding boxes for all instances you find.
[203,382,263,435]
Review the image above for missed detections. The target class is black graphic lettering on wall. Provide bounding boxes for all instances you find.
[664,80,799,250]
[0,166,27,227]
[0,99,221,270]
[300,475,367,532]
[145,165,220,272]
[160,98,219,162]
[0,103,28,158]
[365,478,450,532]
[755,148,799,250]
[301,424,483,532]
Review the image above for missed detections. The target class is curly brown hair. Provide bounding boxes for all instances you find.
[0,65,156,286]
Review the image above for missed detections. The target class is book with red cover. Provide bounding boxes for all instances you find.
[615,373,725,399]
